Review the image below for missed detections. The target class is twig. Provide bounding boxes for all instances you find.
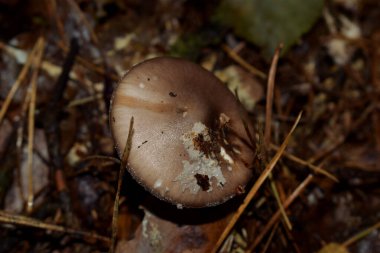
[26,37,45,213]
[269,174,292,230]
[259,223,279,253]
[67,94,103,108]
[342,221,380,247]
[212,112,303,253]
[0,40,40,126]
[263,44,291,230]
[0,210,110,243]
[109,117,134,253]
[43,38,79,225]
[246,174,314,252]
[16,84,33,203]
[222,44,267,79]
[264,44,282,147]
[308,102,376,164]
[57,42,119,81]
[270,144,339,182]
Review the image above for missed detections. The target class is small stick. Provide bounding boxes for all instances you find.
[0,210,110,243]
[342,221,380,247]
[211,112,303,253]
[222,44,267,79]
[308,102,375,164]
[246,174,314,252]
[270,144,339,182]
[0,40,40,125]
[259,223,279,253]
[109,117,134,253]
[269,174,292,230]
[263,44,291,230]
[67,94,103,108]
[26,37,45,213]
[43,38,79,225]
[57,42,119,81]
[16,85,33,203]
[264,44,282,147]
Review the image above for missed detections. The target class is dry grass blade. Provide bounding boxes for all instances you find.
[26,37,45,213]
[0,210,110,243]
[57,42,119,81]
[0,40,40,126]
[269,174,292,230]
[212,111,303,253]
[247,174,314,252]
[264,44,291,230]
[109,117,134,253]
[260,223,279,253]
[264,44,282,147]
[270,144,339,182]
[16,82,34,202]
[342,221,380,247]
[67,94,103,108]
[307,102,376,165]
[222,44,267,79]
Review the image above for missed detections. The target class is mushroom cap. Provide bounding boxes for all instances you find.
[110,57,256,208]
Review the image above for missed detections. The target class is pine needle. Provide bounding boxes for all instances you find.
[0,40,40,125]
[26,37,45,213]
[342,221,380,247]
[0,210,110,243]
[222,44,267,79]
[109,117,134,253]
[247,174,314,252]
[211,111,303,253]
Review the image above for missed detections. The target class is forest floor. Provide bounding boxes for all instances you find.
[0,1,379,253]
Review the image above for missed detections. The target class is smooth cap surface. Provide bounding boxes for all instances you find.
[110,57,256,207]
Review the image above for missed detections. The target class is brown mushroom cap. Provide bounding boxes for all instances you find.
[110,57,256,208]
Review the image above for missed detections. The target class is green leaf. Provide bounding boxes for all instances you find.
[215,0,324,58]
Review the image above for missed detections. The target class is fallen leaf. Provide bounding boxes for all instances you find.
[215,0,324,58]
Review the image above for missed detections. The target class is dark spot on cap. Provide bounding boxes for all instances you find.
[193,133,217,158]
[147,77,151,81]
[112,117,115,122]
[137,140,148,149]
[194,174,210,191]
[169,92,177,97]
[236,185,245,195]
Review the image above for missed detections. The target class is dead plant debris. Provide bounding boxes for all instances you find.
[0,1,379,253]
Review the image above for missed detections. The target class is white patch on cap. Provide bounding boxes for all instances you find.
[175,122,226,194]
[139,82,145,88]
[154,179,162,188]
[220,147,234,165]
[232,147,241,154]
[219,113,230,125]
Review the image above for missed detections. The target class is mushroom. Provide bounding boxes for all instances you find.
[110,57,256,208]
